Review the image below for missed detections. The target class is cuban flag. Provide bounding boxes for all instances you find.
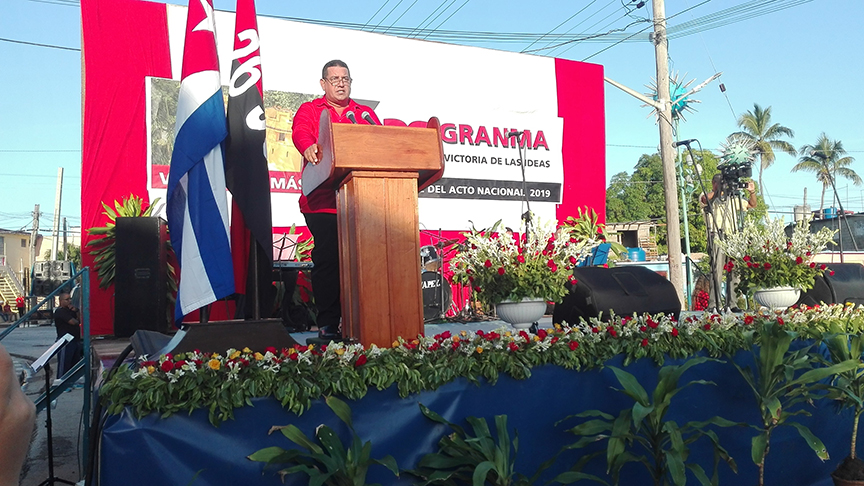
[166,0,235,323]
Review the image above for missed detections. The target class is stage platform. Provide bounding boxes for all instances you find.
[95,312,848,486]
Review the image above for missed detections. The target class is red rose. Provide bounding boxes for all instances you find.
[830,270,835,276]
[641,338,649,347]
[607,326,617,337]
[484,259,492,268]
[763,263,771,269]
[744,315,754,325]
[508,342,519,352]
[474,286,482,293]
[703,323,711,331]
[639,326,647,332]
[671,328,679,337]
[548,262,558,272]
[537,329,548,339]
[569,256,577,264]
[568,275,578,285]
[777,317,785,326]
[820,264,828,270]
[265,346,277,354]
[161,361,174,373]
[498,267,505,275]
[591,327,600,334]
[173,360,186,370]
[354,355,367,367]
[519,331,530,340]
[517,255,525,264]
[743,255,751,262]
[551,336,559,344]
[810,262,816,268]
[569,341,579,351]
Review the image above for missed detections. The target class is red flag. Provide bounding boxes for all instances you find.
[224,0,272,296]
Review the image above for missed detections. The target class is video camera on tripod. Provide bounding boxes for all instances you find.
[716,161,753,194]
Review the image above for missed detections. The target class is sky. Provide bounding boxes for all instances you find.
[1,0,862,237]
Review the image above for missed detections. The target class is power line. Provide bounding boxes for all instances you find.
[0,37,79,51]
[0,150,79,153]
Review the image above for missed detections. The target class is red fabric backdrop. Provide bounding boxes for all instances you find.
[81,0,171,335]
[555,58,606,224]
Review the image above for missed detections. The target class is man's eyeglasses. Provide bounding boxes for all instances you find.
[324,76,352,86]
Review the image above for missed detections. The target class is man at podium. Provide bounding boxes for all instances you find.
[291,60,381,340]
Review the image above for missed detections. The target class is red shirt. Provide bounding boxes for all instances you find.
[291,97,381,213]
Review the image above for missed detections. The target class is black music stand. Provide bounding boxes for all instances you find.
[30,334,77,486]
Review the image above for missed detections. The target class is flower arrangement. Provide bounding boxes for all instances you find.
[715,217,837,294]
[99,304,864,425]
[448,213,603,308]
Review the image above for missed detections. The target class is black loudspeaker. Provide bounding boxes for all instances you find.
[553,266,681,325]
[796,263,864,306]
[114,217,168,337]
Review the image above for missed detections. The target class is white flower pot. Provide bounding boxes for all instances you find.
[495,299,547,330]
[753,287,801,311]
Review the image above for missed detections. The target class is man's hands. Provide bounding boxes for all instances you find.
[303,144,321,165]
[0,344,35,486]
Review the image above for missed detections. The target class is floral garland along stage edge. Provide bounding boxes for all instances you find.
[99,304,864,426]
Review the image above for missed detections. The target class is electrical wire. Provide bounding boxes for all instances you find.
[520,1,597,53]
[381,0,421,35]
[0,37,79,51]
[421,0,472,40]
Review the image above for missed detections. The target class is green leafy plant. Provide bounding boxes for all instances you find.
[248,395,399,485]
[450,214,600,308]
[408,404,537,486]
[817,321,864,481]
[730,318,858,486]
[553,357,738,486]
[563,207,627,261]
[715,217,836,294]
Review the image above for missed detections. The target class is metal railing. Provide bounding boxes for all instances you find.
[0,267,92,478]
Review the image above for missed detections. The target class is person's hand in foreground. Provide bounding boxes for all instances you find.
[0,343,36,486]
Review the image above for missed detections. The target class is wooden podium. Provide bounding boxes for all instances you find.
[302,111,444,347]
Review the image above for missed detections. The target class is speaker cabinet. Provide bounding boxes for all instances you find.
[553,266,681,325]
[114,217,169,337]
[796,263,864,307]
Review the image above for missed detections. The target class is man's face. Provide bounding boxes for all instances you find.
[59,295,72,308]
[320,66,351,104]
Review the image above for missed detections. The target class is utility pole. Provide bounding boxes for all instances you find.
[651,0,684,303]
[63,217,68,261]
[29,204,40,297]
[51,167,64,261]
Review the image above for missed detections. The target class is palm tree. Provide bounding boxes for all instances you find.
[731,103,797,198]
[792,133,861,216]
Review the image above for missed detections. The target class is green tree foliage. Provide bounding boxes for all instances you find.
[792,133,861,216]
[731,103,796,199]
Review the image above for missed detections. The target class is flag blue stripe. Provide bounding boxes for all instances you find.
[186,159,234,295]
[167,89,234,323]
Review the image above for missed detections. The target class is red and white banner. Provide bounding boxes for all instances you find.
[82,0,606,334]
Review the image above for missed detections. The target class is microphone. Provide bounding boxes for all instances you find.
[674,139,697,147]
[345,111,357,124]
[506,131,523,138]
[361,111,377,125]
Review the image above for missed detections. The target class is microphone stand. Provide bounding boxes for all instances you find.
[683,141,724,311]
[510,131,532,241]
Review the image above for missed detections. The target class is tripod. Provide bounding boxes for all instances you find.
[37,359,76,486]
